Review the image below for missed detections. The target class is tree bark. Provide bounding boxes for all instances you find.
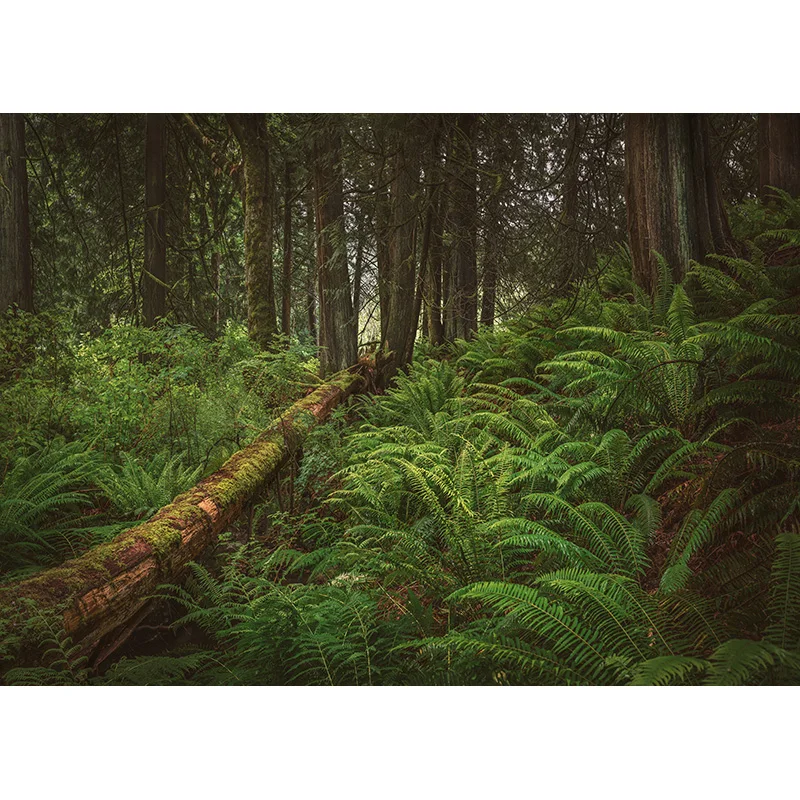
[113,116,138,324]
[143,113,167,326]
[228,113,277,349]
[304,187,317,343]
[625,113,735,296]
[375,164,392,348]
[281,161,294,339]
[378,120,421,387]
[758,113,800,199]
[312,120,357,376]
[0,114,34,313]
[554,113,584,293]
[427,166,447,347]
[407,119,443,362]
[480,121,504,327]
[447,113,479,341]
[352,218,365,327]
[0,370,364,672]
[167,126,192,322]
[480,209,499,327]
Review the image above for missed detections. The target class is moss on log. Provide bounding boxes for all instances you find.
[0,368,364,670]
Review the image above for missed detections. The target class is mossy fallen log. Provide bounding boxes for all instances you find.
[0,368,364,670]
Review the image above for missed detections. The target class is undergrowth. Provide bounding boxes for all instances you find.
[0,321,318,578]
[4,195,800,686]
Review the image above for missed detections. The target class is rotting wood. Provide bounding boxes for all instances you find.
[0,368,364,670]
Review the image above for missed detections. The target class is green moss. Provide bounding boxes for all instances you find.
[139,520,183,561]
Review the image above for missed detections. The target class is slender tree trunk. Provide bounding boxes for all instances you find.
[0,114,33,314]
[228,113,277,349]
[376,166,392,347]
[143,113,167,326]
[113,117,137,324]
[480,121,503,327]
[406,186,432,364]
[407,119,443,361]
[281,161,294,339]
[212,251,222,335]
[480,215,498,327]
[352,219,364,327]
[758,113,800,198]
[427,169,447,346]
[442,194,455,342]
[313,120,357,376]
[167,130,192,322]
[305,187,317,344]
[555,113,583,293]
[625,113,735,296]
[447,113,479,341]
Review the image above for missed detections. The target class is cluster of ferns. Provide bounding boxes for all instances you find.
[7,194,800,685]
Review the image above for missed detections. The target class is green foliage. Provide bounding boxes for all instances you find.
[0,315,322,575]
[6,193,800,686]
[0,438,101,573]
[97,452,202,519]
[3,614,91,686]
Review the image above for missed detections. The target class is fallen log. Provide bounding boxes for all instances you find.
[0,368,364,670]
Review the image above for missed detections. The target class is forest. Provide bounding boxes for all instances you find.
[1,111,799,686]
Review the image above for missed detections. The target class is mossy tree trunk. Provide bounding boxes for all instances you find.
[0,113,34,314]
[758,113,800,199]
[0,370,364,672]
[312,118,357,376]
[625,113,735,296]
[228,113,277,349]
[143,113,167,326]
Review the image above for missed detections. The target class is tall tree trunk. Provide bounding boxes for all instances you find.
[313,120,357,376]
[625,113,735,296]
[555,113,584,292]
[113,117,137,324]
[375,166,392,348]
[447,113,479,341]
[228,114,277,349]
[378,120,421,387]
[305,187,317,344]
[212,251,222,335]
[405,193,431,365]
[480,214,498,327]
[352,218,365,327]
[167,128,192,323]
[480,120,503,327]
[427,168,447,346]
[758,113,800,199]
[281,161,294,339]
[0,114,33,314]
[143,113,167,326]
[442,193,455,342]
[407,119,443,362]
